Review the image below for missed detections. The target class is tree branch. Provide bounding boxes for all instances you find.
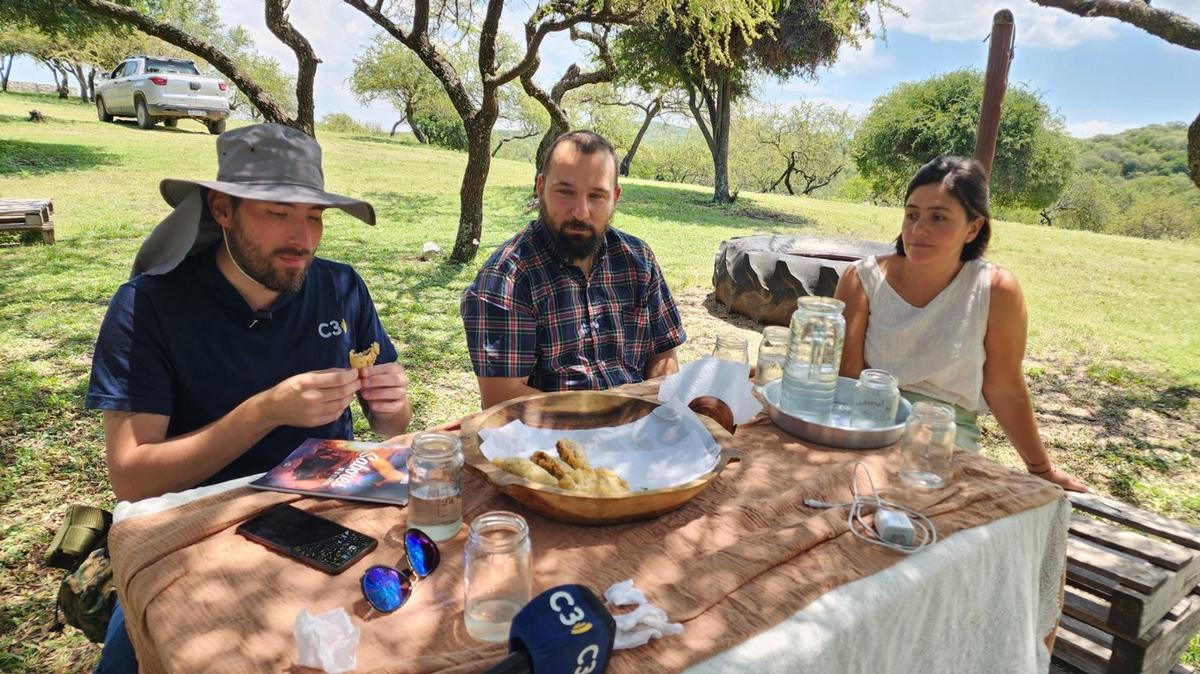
[1031,0,1200,50]
[264,0,319,134]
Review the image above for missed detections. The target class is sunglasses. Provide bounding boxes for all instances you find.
[360,528,440,614]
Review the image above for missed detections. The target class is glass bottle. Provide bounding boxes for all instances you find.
[754,325,790,387]
[712,334,749,364]
[898,401,957,489]
[779,296,846,423]
[463,511,532,642]
[850,369,901,429]
[406,431,464,542]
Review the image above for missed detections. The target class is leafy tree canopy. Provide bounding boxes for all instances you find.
[853,68,1076,209]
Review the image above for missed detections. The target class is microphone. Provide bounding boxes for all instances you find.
[247,309,273,329]
[483,585,615,674]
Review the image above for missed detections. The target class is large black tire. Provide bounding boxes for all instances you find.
[96,97,112,123]
[206,118,226,135]
[162,117,178,128]
[135,98,156,130]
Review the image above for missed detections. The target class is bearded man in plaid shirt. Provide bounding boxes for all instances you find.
[461,130,686,408]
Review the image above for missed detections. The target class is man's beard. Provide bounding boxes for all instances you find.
[542,205,607,261]
[224,214,313,293]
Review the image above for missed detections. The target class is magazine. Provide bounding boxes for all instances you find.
[250,438,409,506]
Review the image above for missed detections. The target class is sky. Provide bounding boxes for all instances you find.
[9,0,1200,138]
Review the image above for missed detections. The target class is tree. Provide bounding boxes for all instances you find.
[616,0,878,203]
[573,82,687,176]
[756,100,854,195]
[351,33,448,143]
[853,69,1076,209]
[1031,0,1200,191]
[340,0,776,263]
[521,24,617,175]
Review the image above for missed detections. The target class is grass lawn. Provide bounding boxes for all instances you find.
[1,91,1197,671]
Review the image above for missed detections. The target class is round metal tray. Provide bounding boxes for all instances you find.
[760,377,910,449]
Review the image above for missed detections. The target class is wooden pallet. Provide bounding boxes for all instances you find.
[1053,492,1200,674]
[0,198,55,244]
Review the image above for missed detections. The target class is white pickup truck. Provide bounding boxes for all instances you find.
[95,56,230,134]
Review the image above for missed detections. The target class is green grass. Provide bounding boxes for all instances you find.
[1,91,1197,670]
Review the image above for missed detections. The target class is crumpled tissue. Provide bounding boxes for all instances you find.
[294,607,361,674]
[659,356,763,424]
[604,579,684,650]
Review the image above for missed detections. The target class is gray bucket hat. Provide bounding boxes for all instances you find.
[131,123,375,278]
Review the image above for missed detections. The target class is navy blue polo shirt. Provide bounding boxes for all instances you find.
[86,244,397,487]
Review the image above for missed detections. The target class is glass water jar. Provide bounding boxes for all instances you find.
[850,369,900,429]
[463,511,532,642]
[712,334,749,364]
[406,431,464,542]
[779,296,846,423]
[754,325,790,387]
[898,401,957,489]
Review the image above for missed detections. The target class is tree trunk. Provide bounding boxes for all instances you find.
[405,99,427,143]
[535,113,570,176]
[70,62,90,102]
[1190,111,1199,191]
[87,67,96,101]
[390,120,403,138]
[1,54,13,92]
[451,116,495,264]
[620,97,661,177]
[711,76,733,203]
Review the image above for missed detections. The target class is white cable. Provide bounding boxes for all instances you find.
[805,462,938,554]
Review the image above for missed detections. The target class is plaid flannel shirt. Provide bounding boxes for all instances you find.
[461,219,686,392]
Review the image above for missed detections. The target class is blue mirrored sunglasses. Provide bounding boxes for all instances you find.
[360,528,440,614]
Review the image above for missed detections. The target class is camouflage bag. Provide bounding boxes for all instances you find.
[44,505,115,643]
[56,546,117,643]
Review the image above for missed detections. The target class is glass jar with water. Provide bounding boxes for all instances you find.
[779,296,846,423]
[406,431,464,542]
[754,325,790,387]
[898,401,957,489]
[850,369,901,429]
[464,511,532,642]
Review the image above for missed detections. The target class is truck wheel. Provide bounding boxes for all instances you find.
[97,97,113,123]
[135,98,156,130]
[207,119,226,135]
[163,118,178,128]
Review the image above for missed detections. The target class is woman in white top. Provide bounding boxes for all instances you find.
[835,156,1086,492]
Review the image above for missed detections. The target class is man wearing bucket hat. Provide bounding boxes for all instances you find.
[87,123,411,673]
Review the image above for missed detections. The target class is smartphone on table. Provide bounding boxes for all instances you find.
[236,504,377,575]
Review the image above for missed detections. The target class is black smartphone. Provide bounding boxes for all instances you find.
[236,504,377,575]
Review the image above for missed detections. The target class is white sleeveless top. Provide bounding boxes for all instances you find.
[853,255,992,414]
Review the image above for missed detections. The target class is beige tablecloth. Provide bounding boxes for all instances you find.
[109,403,1065,674]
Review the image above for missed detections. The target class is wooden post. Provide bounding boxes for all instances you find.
[974,9,1015,176]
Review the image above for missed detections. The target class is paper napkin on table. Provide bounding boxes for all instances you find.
[658,356,763,424]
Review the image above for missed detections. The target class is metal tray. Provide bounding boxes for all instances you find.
[761,377,910,449]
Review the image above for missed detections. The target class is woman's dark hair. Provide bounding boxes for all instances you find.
[895,156,991,261]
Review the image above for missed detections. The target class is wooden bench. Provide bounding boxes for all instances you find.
[0,198,55,245]
[1053,491,1200,674]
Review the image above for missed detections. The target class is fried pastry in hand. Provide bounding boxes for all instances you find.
[348,341,381,369]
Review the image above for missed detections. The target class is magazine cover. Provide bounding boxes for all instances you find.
[250,439,410,505]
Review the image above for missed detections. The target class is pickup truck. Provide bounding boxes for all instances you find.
[95,56,230,134]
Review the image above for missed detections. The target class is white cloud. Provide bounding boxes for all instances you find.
[1066,119,1141,138]
[828,37,892,76]
[880,1,1117,50]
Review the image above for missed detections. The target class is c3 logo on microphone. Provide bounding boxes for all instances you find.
[317,318,348,338]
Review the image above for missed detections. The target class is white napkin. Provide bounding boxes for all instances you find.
[604,579,684,650]
[658,356,763,424]
[478,400,720,490]
[294,608,360,673]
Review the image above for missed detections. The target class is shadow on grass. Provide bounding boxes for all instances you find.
[0,139,117,177]
[486,183,819,232]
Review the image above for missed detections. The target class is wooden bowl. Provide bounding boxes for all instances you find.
[461,391,739,525]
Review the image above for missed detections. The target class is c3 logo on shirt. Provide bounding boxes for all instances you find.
[318,318,349,338]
